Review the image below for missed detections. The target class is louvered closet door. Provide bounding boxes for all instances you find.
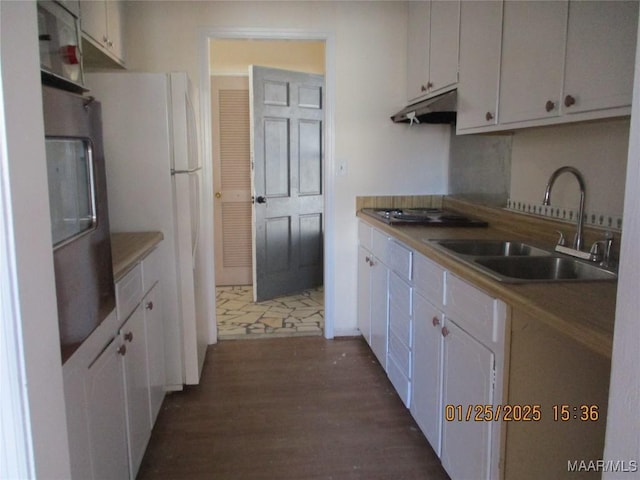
[212,76,252,285]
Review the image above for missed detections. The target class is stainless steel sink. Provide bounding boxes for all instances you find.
[432,239,551,257]
[424,238,617,283]
[474,256,617,282]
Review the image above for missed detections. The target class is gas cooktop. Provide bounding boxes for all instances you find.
[361,208,488,227]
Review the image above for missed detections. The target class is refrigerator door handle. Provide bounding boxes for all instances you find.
[191,172,201,266]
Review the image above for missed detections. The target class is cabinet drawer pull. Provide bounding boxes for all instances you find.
[545,100,556,112]
[432,316,440,327]
[564,94,576,107]
[145,301,154,311]
[441,326,450,337]
[124,332,133,343]
[117,344,127,356]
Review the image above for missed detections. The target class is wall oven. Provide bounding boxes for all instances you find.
[42,85,115,363]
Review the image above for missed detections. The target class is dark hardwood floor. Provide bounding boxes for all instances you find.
[138,336,450,480]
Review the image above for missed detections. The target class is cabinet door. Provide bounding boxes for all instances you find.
[105,0,125,62]
[411,293,443,456]
[428,0,460,94]
[63,361,93,480]
[562,0,638,115]
[357,245,373,343]
[440,319,495,480]
[369,257,389,369]
[407,1,431,102]
[85,337,129,480]
[457,0,503,130]
[499,1,568,124]
[79,0,107,47]
[144,282,166,425]
[121,306,152,479]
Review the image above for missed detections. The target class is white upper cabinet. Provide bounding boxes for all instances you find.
[562,0,638,115]
[406,0,460,103]
[407,1,431,102]
[456,0,503,131]
[498,1,568,124]
[80,0,125,66]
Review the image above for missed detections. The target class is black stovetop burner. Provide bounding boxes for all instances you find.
[361,208,488,227]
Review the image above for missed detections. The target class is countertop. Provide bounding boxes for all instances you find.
[356,203,617,359]
[111,231,164,281]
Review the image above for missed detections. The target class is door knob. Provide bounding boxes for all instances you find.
[215,192,222,199]
[255,196,267,204]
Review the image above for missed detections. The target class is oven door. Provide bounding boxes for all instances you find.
[42,86,115,362]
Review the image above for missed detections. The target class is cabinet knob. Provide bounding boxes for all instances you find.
[441,326,450,337]
[117,344,127,356]
[421,85,427,92]
[426,81,434,90]
[215,191,222,199]
[145,301,154,311]
[545,100,556,112]
[564,95,576,107]
[432,316,440,327]
[124,331,133,343]
[485,111,494,122]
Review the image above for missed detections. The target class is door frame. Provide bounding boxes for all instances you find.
[199,28,336,342]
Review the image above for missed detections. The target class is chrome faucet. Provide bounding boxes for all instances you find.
[542,166,586,251]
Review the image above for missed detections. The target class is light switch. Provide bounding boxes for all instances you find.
[337,159,348,176]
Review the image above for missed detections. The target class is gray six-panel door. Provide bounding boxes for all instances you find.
[250,66,324,302]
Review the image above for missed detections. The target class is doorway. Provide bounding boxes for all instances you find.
[209,38,326,340]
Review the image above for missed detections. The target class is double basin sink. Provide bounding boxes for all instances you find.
[426,239,617,283]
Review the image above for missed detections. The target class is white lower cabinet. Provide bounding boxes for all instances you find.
[358,221,390,368]
[144,282,166,425]
[63,244,166,480]
[85,336,130,480]
[440,318,495,480]
[120,305,152,477]
[356,226,509,480]
[411,292,444,456]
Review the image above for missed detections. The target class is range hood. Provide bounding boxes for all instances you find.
[391,89,457,124]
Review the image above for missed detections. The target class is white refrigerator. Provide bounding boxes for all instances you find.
[86,72,209,388]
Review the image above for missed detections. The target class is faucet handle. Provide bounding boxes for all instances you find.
[589,241,604,262]
[555,230,567,247]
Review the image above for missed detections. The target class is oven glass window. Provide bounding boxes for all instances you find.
[46,138,96,247]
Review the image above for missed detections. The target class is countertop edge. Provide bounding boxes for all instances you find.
[111,231,164,282]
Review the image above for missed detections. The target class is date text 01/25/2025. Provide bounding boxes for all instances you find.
[444,404,600,423]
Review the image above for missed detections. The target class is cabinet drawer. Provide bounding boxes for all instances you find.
[388,240,412,280]
[358,221,373,251]
[141,248,160,293]
[414,253,445,308]
[116,263,143,321]
[389,271,412,345]
[387,354,411,408]
[371,228,389,264]
[446,273,497,346]
[389,330,411,378]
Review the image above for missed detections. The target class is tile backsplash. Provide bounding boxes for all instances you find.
[506,198,623,231]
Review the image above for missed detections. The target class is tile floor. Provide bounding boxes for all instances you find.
[216,285,324,340]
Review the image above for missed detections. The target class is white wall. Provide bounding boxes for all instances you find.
[124,0,450,335]
[0,1,70,477]
[509,118,630,218]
